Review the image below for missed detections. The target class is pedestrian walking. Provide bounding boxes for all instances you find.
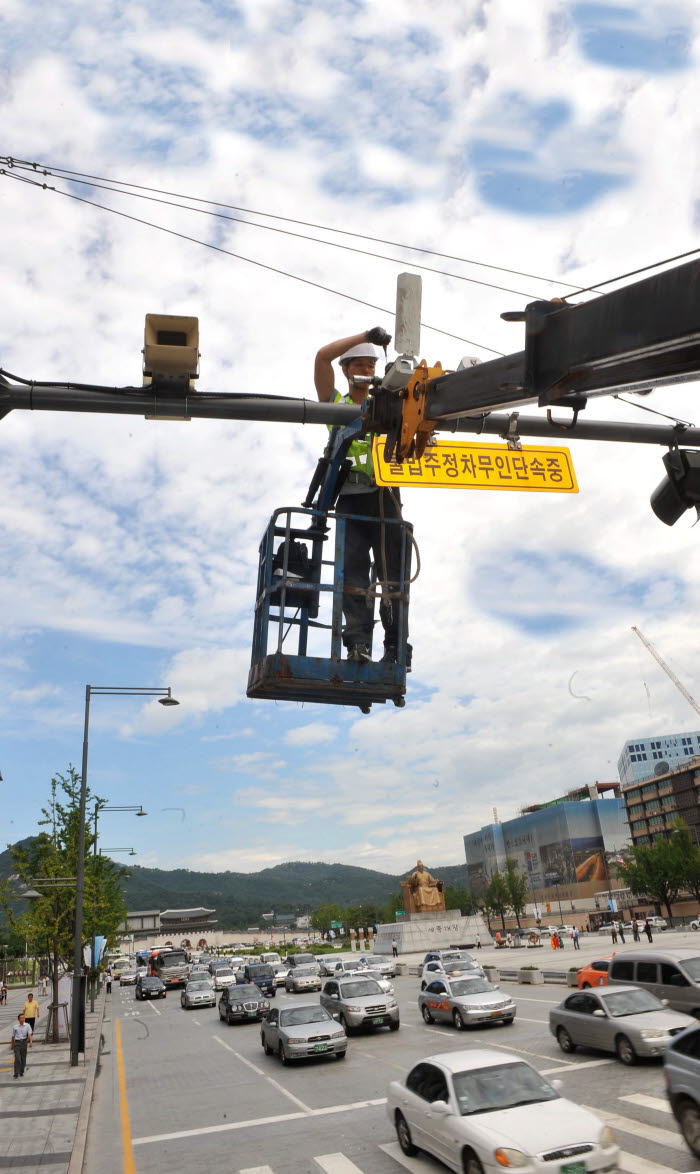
[644,919,653,942]
[632,920,640,942]
[611,924,618,944]
[40,975,48,997]
[391,938,398,958]
[475,933,481,949]
[573,927,580,950]
[22,993,40,1033]
[506,932,513,948]
[0,980,7,1004]
[10,1012,32,1078]
[617,922,626,945]
[550,933,557,951]
[106,971,112,995]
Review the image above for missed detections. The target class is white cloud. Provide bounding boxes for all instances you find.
[283,722,337,747]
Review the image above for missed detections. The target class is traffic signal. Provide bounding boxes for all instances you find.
[143,314,199,392]
[650,448,700,526]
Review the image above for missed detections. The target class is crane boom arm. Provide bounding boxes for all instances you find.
[632,626,700,719]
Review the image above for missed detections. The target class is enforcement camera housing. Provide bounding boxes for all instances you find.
[650,448,700,526]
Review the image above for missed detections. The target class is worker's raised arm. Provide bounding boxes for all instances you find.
[314,326,391,401]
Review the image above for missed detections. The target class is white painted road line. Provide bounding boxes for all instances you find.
[212,1034,312,1112]
[618,1152,683,1174]
[146,1000,161,1016]
[133,1098,388,1146]
[379,1141,428,1171]
[539,1059,614,1075]
[484,1040,574,1065]
[240,1168,275,1174]
[619,1092,672,1114]
[192,1019,201,1026]
[314,1155,365,1174]
[582,1106,686,1152]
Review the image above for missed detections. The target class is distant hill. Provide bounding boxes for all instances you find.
[0,841,470,930]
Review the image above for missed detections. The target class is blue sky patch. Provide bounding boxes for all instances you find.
[572,3,692,72]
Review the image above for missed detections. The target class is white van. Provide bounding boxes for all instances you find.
[260,952,282,966]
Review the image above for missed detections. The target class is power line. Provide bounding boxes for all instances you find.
[0,169,504,354]
[2,156,595,294]
[565,247,700,298]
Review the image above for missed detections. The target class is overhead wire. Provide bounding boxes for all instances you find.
[3,156,596,293]
[0,167,503,355]
[563,246,700,298]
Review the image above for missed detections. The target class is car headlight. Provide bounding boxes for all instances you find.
[494,1148,528,1167]
[331,1030,345,1039]
[387,999,397,1008]
[345,1004,363,1013]
[640,1028,666,1039]
[286,1037,304,1044]
[599,1125,616,1148]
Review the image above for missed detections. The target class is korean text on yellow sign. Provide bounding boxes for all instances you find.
[372,439,578,493]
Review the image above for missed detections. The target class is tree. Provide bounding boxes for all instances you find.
[673,822,700,902]
[310,902,344,936]
[484,870,511,931]
[0,767,128,1038]
[504,859,529,928]
[619,831,686,924]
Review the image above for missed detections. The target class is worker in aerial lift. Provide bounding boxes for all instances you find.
[314,327,412,668]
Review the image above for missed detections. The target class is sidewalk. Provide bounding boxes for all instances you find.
[0,984,106,1172]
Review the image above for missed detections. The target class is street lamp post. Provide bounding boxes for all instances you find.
[90,806,146,1013]
[71,685,178,1067]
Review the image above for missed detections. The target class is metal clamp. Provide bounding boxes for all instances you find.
[501,412,522,450]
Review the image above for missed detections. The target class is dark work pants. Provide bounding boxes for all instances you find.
[13,1040,28,1076]
[336,489,408,649]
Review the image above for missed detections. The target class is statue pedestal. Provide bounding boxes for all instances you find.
[374,910,492,956]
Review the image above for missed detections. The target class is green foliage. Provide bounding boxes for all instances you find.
[504,858,529,927]
[484,869,511,930]
[620,827,687,922]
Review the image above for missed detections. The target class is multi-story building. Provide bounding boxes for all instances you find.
[464,791,630,910]
[618,729,700,785]
[621,758,700,845]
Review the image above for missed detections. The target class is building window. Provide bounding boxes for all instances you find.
[641,784,657,797]
[661,796,677,809]
[636,834,650,844]
[648,815,664,827]
[626,788,640,801]
[645,801,661,813]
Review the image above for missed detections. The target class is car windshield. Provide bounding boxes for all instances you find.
[448,961,478,972]
[451,979,493,996]
[452,1062,558,1115]
[216,969,234,977]
[293,966,317,976]
[230,985,261,1001]
[601,989,664,1016]
[187,982,210,991]
[340,980,382,998]
[280,1007,330,1026]
[141,978,161,987]
[681,958,700,981]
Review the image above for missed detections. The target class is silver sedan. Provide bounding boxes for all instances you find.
[261,1003,347,1064]
[181,980,216,1010]
[284,965,321,993]
[419,976,516,1030]
[549,984,695,1064]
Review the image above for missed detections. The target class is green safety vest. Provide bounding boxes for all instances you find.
[330,391,374,481]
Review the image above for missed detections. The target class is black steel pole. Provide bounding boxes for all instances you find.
[71,686,90,1066]
[90,806,98,1014]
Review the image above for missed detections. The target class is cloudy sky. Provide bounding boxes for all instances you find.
[2,0,700,878]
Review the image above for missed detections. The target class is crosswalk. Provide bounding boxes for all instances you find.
[234,1102,700,1174]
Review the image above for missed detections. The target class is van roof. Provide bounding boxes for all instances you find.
[613,948,700,962]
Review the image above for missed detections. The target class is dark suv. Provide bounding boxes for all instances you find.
[219,983,270,1025]
[135,975,166,1000]
[237,963,276,997]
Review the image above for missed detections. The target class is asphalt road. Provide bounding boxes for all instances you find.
[85,968,700,1174]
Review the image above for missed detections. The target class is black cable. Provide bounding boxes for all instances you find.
[564,247,700,298]
[613,394,694,429]
[0,366,313,401]
[6,166,543,301]
[0,169,503,354]
[2,155,595,293]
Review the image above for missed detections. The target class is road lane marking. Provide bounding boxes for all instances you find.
[240,1168,275,1174]
[618,1153,681,1173]
[212,1034,311,1112]
[582,1106,685,1151]
[473,1040,574,1065]
[115,1020,135,1174]
[192,1019,201,1026]
[619,1093,672,1114]
[133,1098,388,1146]
[380,1141,435,1171]
[315,1156,366,1174]
[146,1000,161,1016]
[538,1059,614,1075]
[512,995,564,1003]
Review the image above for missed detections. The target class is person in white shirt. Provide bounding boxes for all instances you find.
[10,1012,32,1077]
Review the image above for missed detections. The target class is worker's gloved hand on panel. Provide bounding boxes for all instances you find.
[365,326,392,348]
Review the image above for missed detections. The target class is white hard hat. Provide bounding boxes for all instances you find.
[338,342,383,365]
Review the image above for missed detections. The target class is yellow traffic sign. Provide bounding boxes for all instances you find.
[372,439,578,493]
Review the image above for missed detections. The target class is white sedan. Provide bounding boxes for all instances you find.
[387,1047,619,1174]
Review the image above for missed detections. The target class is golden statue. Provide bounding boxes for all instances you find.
[401,860,445,914]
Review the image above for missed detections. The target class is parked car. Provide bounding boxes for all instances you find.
[419,975,516,1030]
[285,965,322,993]
[577,956,613,989]
[549,985,694,1064]
[320,975,399,1035]
[689,919,700,931]
[181,979,216,1010]
[135,975,166,1001]
[608,949,700,1015]
[219,983,270,1024]
[261,1002,346,1064]
[386,1048,619,1173]
[664,1021,700,1158]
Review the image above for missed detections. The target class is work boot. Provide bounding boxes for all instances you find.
[381,643,412,671]
[346,643,371,664]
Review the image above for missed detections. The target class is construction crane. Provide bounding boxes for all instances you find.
[632,626,700,719]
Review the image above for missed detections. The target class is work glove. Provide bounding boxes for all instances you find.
[365,326,392,348]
